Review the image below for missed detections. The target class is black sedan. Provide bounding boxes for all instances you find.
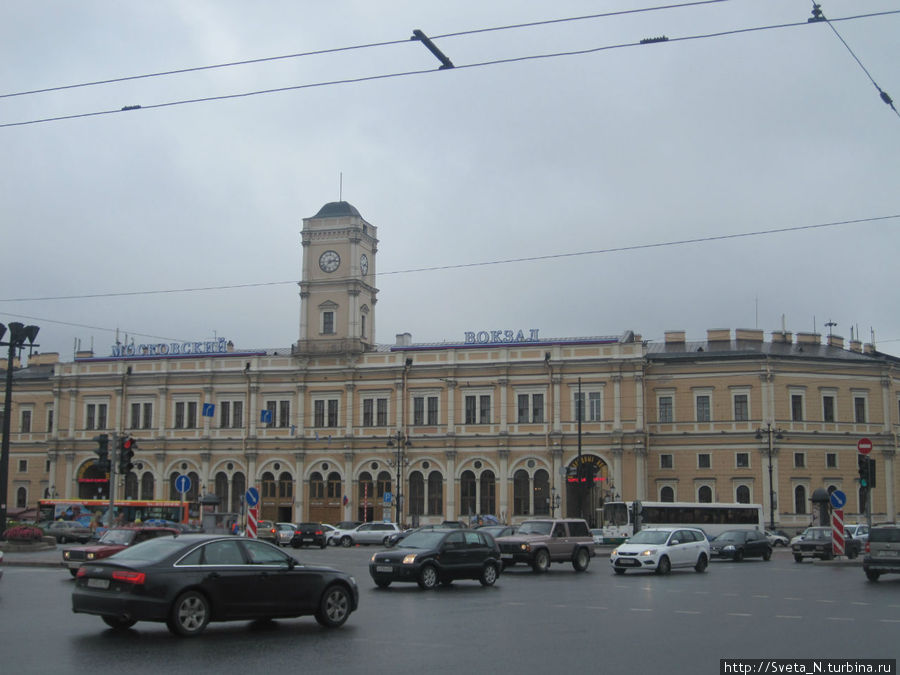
[369,529,501,590]
[709,529,772,561]
[72,534,359,636]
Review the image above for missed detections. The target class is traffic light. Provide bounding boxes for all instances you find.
[867,458,877,489]
[119,436,136,474]
[858,454,870,488]
[93,434,111,473]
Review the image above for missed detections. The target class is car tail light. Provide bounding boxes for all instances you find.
[76,567,88,578]
[865,541,870,553]
[112,570,146,585]
[315,530,323,535]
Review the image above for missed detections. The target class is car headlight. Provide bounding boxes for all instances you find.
[611,548,618,556]
[370,553,377,563]
[63,551,70,560]
[520,543,530,552]
[86,553,95,560]
[639,549,656,557]
[403,554,417,565]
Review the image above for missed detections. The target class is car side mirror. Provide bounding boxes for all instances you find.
[287,557,296,570]
[670,539,680,546]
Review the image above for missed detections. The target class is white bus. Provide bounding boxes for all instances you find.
[600,501,764,544]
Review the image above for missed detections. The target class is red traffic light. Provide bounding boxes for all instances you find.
[123,437,134,450]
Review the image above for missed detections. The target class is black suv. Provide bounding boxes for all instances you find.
[291,522,327,549]
[863,525,900,582]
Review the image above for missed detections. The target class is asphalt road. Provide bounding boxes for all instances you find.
[1,546,898,675]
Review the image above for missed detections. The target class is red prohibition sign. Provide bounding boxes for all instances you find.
[857,438,873,455]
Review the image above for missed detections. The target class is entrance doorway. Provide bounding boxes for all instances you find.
[565,454,608,526]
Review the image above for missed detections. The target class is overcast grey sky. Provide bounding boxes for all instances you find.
[2,1,898,360]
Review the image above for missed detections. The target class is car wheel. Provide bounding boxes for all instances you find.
[315,584,352,628]
[793,553,803,563]
[865,568,881,582]
[847,547,857,560]
[102,615,137,630]
[694,553,708,573]
[341,536,352,548]
[480,563,498,587]
[762,547,772,561]
[319,541,327,549]
[531,549,551,574]
[822,550,834,561]
[733,549,744,562]
[167,591,210,637]
[655,556,671,575]
[614,568,626,575]
[417,564,439,590]
[374,579,391,588]
[572,547,590,572]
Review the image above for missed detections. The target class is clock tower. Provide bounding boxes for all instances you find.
[296,201,378,354]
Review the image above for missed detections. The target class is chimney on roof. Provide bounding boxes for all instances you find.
[735,328,764,342]
[706,329,731,342]
[827,334,844,349]
[864,343,876,355]
[395,333,412,347]
[849,339,862,353]
[796,332,821,345]
[771,331,793,344]
[664,331,686,344]
[27,352,60,366]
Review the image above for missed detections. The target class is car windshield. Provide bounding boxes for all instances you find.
[517,522,553,535]
[714,531,744,542]
[98,529,136,545]
[807,529,829,540]
[626,530,671,545]
[399,531,446,549]
[112,536,184,561]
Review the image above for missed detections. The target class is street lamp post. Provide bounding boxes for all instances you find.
[756,423,783,532]
[387,432,411,525]
[0,322,40,539]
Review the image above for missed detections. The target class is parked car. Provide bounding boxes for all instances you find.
[45,520,93,544]
[369,528,501,589]
[863,524,900,582]
[790,528,813,547]
[63,525,180,576]
[72,534,358,635]
[440,521,466,529]
[338,522,401,547]
[844,524,869,545]
[274,523,296,547]
[495,518,594,573]
[791,526,861,561]
[765,530,789,547]
[610,527,710,575]
[328,522,363,546]
[291,522,327,549]
[321,524,337,544]
[257,521,277,544]
[710,529,772,561]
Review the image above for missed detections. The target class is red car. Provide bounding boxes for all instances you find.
[63,525,179,577]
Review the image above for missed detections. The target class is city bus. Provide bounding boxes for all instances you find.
[37,499,189,528]
[600,501,764,544]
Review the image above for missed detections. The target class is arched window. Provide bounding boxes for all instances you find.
[409,471,425,516]
[309,472,325,499]
[698,485,713,503]
[140,472,154,500]
[533,469,549,515]
[187,471,200,504]
[215,472,228,502]
[376,471,392,498]
[169,472,180,500]
[16,486,26,508]
[231,473,246,512]
[278,471,293,498]
[513,469,530,515]
[480,470,496,516]
[427,471,443,515]
[262,471,276,498]
[327,472,342,499]
[660,486,675,502]
[460,470,476,516]
[794,485,807,514]
[736,485,750,504]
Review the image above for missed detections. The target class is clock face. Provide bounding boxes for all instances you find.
[360,253,369,275]
[318,250,341,273]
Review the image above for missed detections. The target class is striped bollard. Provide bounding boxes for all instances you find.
[247,506,258,539]
[831,508,844,556]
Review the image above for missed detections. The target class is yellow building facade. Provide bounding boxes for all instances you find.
[4,202,899,531]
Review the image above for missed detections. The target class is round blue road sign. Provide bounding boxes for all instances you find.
[175,474,191,494]
[830,489,847,509]
[245,486,260,507]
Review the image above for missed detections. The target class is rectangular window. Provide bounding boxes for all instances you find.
[791,394,803,421]
[823,395,835,422]
[322,311,335,335]
[413,396,438,425]
[363,399,374,427]
[175,402,184,429]
[480,395,491,423]
[698,453,711,469]
[220,401,231,428]
[328,399,339,427]
[794,452,805,468]
[18,459,27,472]
[696,395,710,422]
[826,452,837,469]
[589,392,602,421]
[46,409,54,433]
[531,394,543,423]
[660,454,673,469]
[854,397,866,423]
[362,397,388,427]
[20,409,32,433]
[733,394,748,422]
[377,398,387,426]
[427,396,438,425]
[130,403,152,430]
[465,396,477,424]
[187,402,197,428]
[659,396,673,423]
[174,402,197,429]
[414,397,425,426]
[313,399,338,427]
[736,452,749,468]
[266,400,277,425]
[517,394,528,423]
[86,403,108,430]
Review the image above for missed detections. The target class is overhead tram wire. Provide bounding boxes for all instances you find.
[0,1,732,100]
[1,213,896,304]
[2,10,897,129]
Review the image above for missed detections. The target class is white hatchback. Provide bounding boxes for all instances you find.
[610,527,710,575]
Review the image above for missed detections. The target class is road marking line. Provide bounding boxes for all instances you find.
[722,592,739,597]
[675,610,701,615]
[727,613,753,617]
[776,615,803,619]
[879,619,900,623]
[817,599,836,603]
[752,595,769,598]
[630,608,653,612]
[851,602,870,606]
[587,606,608,610]
[693,591,710,595]
[827,617,854,622]
[784,597,801,601]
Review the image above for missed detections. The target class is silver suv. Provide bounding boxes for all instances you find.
[863,525,900,582]
[338,522,401,547]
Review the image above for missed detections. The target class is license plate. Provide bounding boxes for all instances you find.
[878,550,895,558]
[303,537,314,542]
[87,578,109,589]
[376,565,393,573]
